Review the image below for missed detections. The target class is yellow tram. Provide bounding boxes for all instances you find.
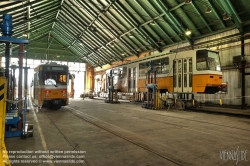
[106,49,222,94]
[30,62,70,109]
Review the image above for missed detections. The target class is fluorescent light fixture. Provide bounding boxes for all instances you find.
[150,21,156,25]
[129,34,134,38]
[223,12,231,20]
[205,6,212,13]
[185,29,191,36]
[185,0,192,4]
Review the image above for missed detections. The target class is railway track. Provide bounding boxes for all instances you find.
[187,107,250,118]
[152,112,250,132]
[62,106,184,166]
[92,100,250,132]
[42,100,250,166]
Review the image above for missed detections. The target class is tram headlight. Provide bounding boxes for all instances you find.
[45,93,49,97]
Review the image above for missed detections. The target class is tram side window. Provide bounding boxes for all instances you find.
[37,71,45,85]
[139,57,169,76]
[122,67,127,78]
[189,59,192,72]
[173,61,176,87]
[59,74,67,83]
[139,63,145,76]
[184,74,187,87]
[189,59,192,87]
[154,59,161,73]
[161,57,169,74]
[34,73,38,86]
[139,62,149,76]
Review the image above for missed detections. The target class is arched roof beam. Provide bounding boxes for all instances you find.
[57,13,112,63]
[48,0,64,42]
[154,0,193,45]
[133,0,174,44]
[112,1,162,52]
[81,1,138,56]
[52,26,93,61]
[66,0,117,52]
[205,0,226,28]
[190,3,212,32]
[220,0,242,32]
[54,20,108,63]
[62,3,124,61]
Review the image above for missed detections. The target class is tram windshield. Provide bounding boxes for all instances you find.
[196,50,221,71]
[40,71,67,86]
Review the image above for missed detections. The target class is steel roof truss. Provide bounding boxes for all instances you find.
[112,2,161,51]
[205,0,226,28]
[190,3,212,32]
[133,0,174,44]
[82,1,137,56]
[220,0,242,32]
[154,0,193,45]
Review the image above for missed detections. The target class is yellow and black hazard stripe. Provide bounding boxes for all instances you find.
[0,83,4,101]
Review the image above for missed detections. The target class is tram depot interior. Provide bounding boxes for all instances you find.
[0,0,250,166]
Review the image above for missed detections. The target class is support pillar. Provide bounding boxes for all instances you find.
[85,63,94,92]
[241,35,246,109]
[18,44,24,113]
[5,43,10,111]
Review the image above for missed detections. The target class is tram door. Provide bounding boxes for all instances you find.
[173,58,192,92]
[33,73,39,101]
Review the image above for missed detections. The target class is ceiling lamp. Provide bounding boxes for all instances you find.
[22,33,27,38]
[185,29,191,36]
[150,20,156,25]
[129,33,134,38]
[205,6,212,13]
[184,0,192,4]
[223,12,231,20]
[110,43,115,47]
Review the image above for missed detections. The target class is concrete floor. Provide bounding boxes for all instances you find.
[5,98,250,166]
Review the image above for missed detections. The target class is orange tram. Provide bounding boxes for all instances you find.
[105,49,222,107]
[31,62,70,109]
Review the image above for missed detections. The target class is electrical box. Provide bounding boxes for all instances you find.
[233,55,245,63]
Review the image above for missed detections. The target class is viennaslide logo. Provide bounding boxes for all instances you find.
[220,146,247,165]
